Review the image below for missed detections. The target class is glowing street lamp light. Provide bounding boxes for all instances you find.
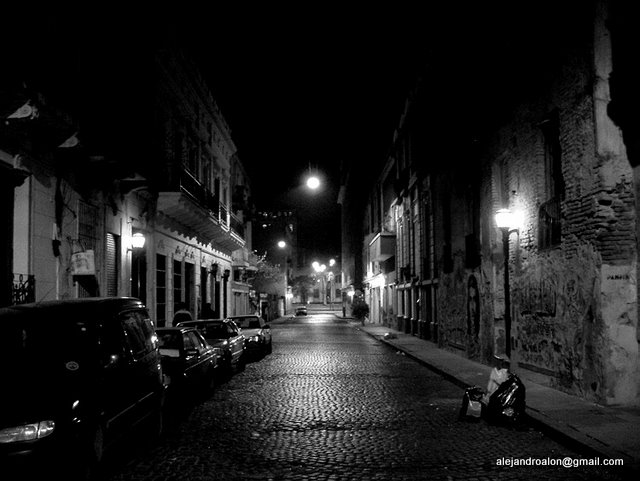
[131,232,146,249]
[306,176,320,190]
[495,208,522,231]
[277,240,286,249]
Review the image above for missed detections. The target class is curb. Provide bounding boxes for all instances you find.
[351,323,638,474]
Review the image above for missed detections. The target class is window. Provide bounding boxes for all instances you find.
[106,233,120,296]
[156,254,167,326]
[183,332,196,350]
[442,194,453,273]
[174,259,183,305]
[538,111,564,249]
[465,175,481,268]
[121,310,153,360]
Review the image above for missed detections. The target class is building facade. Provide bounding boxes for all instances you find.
[2,26,255,325]
[353,0,639,406]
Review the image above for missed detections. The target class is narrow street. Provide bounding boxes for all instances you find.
[101,314,626,481]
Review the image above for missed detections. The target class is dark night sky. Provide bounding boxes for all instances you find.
[165,1,566,258]
[167,6,432,258]
[8,2,573,259]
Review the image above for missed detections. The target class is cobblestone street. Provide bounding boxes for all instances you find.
[101,315,629,480]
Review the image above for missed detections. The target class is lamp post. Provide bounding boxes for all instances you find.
[278,240,289,315]
[311,261,327,304]
[130,231,147,304]
[494,208,521,358]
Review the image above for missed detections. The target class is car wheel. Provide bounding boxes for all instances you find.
[223,353,234,377]
[207,364,217,393]
[148,398,164,440]
[72,423,104,481]
[238,353,246,371]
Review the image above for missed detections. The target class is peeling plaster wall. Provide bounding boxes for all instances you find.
[513,244,605,401]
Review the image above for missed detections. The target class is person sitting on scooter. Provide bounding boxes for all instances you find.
[483,352,510,404]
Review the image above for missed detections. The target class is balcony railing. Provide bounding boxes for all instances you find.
[369,232,396,262]
[180,170,219,214]
[13,273,35,305]
[230,212,244,238]
[219,203,229,228]
[157,168,246,251]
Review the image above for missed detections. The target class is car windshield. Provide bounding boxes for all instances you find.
[230,317,261,329]
[178,321,228,339]
[156,330,182,358]
[156,330,181,349]
[201,324,228,339]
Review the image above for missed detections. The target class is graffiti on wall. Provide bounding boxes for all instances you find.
[467,274,480,338]
[439,273,467,349]
[513,244,601,396]
[440,271,483,358]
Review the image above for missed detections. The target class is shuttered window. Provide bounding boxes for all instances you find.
[105,233,119,296]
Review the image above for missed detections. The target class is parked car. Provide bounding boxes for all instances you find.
[175,319,246,374]
[155,327,219,402]
[226,314,272,356]
[295,305,308,316]
[0,297,165,480]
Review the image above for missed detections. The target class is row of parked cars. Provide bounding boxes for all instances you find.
[0,297,272,480]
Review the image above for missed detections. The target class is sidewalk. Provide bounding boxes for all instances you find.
[344,318,640,473]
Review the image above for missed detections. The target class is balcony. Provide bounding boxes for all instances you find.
[157,170,245,253]
[369,232,396,262]
[12,273,35,305]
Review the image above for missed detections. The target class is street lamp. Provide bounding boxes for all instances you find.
[313,260,334,305]
[306,176,320,190]
[494,208,521,358]
[131,232,146,249]
[130,231,147,304]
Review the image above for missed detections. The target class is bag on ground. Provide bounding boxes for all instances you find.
[459,385,485,420]
[486,373,526,424]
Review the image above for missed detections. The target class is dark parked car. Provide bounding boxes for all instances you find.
[295,305,308,316]
[226,314,272,356]
[175,319,246,374]
[155,327,219,401]
[0,297,165,480]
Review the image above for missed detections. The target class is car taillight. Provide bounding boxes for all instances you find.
[0,420,55,443]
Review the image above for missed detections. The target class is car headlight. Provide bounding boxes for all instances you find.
[0,421,56,443]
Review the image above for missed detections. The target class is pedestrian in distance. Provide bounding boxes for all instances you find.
[201,302,215,319]
[173,302,193,325]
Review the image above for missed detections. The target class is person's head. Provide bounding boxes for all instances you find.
[493,353,510,369]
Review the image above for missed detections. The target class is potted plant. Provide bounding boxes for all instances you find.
[351,298,370,326]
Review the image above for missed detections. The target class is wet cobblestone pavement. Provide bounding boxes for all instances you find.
[101,315,630,480]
